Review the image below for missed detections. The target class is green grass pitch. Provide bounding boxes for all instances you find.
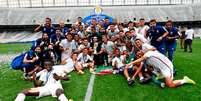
[0,40,201,101]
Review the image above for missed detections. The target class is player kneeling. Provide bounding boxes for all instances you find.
[124,51,151,86]
[126,51,195,88]
[15,60,73,101]
[77,48,95,73]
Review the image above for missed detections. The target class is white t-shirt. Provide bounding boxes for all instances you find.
[135,33,148,43]
[53,57,74,74]
[143,51,173,74]
[112,56,124,68]
[138,25,149,37]
[185,29,194,40]
[101,41,114,54]
[141,43,155,53]
[36,69,61,85]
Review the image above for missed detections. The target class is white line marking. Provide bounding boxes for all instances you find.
[84,74,95,101]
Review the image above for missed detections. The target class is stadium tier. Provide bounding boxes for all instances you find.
[0,3,201,25]
[0,0,200,43]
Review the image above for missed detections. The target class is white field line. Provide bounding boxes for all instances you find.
[84,74,96,101]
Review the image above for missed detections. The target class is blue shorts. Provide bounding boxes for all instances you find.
[166,42,176,51]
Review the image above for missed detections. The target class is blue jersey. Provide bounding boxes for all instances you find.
[165,27,179,44]
[41,25,55,37]
[147,25,167,47]
[50,34,65,45]
[60,27,69,35]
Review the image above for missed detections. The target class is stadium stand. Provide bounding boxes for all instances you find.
[0,3,201,25]
[0,1,201,43]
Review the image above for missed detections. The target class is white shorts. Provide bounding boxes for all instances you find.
[82,63,89,68]
[38,83,63,98]
[159,62,174,80]
[53,64,74,76]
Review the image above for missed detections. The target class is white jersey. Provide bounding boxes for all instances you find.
[136,33,148,43]
[101,41,114,54]
[53,57,74,75]
[138,25,149,37]
[36,69,63,98]
[78,43,90,51]
[77,53,93,63]
[112,56,125,68]
[36,69,61,85]
[60,39,76,61]
[185,29,194,40]
[141,43,155,53]
[107,29,119,37]
[77,31,85,39]
[144,51,174,79]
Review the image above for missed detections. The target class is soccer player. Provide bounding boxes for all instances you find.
[59,33,76,61]
[34,32,51,52]
[77,25,85,39]
[126,51,196,88]
[112,48,125,74]
[34,17,55,37]
[15,60,72,101]
[22,46,41,80]
[165,20,180,62]
[77,38,91,53]
[50,28,65,63]
[77,48,95,73]
[71,52,84,74]
[106,24,119,37]
[99,35,115,66]
[147,19,168,54]
[138,18,149,39]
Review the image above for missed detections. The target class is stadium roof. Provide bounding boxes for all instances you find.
[0,0,201,8]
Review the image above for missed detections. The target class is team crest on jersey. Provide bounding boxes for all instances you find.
[170,32,173,35]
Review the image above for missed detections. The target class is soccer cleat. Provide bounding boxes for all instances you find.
[23,73,29,80]
[139,77,152,84]
[89,68,95,74]
[183,76,196,84]
[78,70,84,75]
[155,75,164,80]
[69,99,74,101]
[160,82,166,88]
[128,79,135,86]
[112,70,118,74]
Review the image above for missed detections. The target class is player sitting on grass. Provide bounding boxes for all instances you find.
[77,47,95,73]
[22,46,42,80]
[112,48,125,74]
[72,52,84,74]
[123,51,150,86]
[126,50,196,88]
[15,60,73,101]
